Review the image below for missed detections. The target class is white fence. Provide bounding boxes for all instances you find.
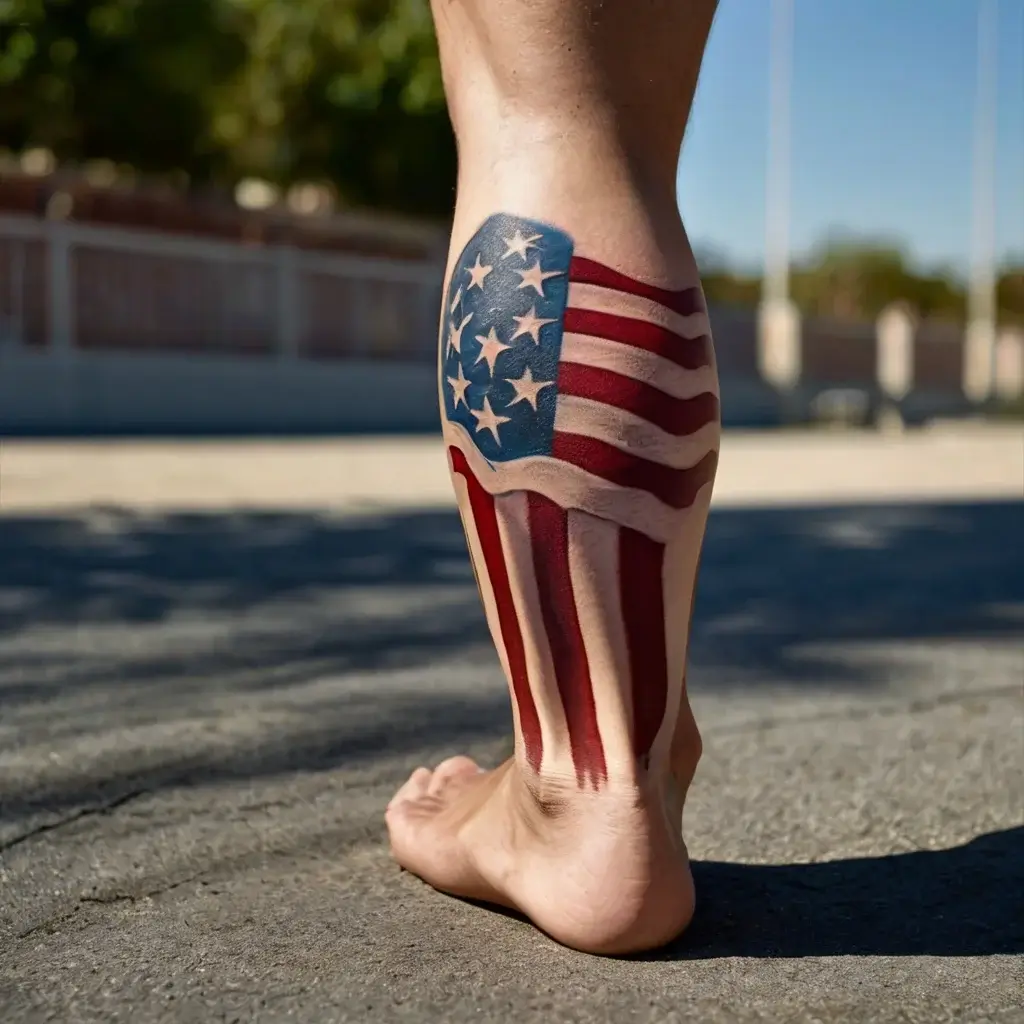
[0,214,1021,433]
[0,214,444,432]
[0,214,442,360]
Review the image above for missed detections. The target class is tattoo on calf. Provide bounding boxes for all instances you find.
[441,213,719,787]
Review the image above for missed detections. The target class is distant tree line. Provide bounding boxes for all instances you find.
[700,238,1024,325]
[2,1,1020,323]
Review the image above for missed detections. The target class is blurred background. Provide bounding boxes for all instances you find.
[1,6,1022,1013]
[0,0,1021,434]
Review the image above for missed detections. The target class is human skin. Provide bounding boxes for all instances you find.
[386,0,721,955]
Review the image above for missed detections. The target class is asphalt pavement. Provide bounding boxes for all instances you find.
[1,426,1022,1023]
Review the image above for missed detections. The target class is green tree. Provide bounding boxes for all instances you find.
[216,0,454,215]
[0,0,248,181]
[791,237,912,319]
[997,263,1024,324]
[785,236,974,323]
[0,0,455,215]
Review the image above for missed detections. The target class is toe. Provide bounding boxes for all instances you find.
[427,755,482,796]
[388,766,432,809]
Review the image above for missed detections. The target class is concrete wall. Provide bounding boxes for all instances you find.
[0,347,440,434]
[0,344,790,434]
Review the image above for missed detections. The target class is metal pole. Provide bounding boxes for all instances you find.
[764,0,794,308]
[965,0,999,401]
[759,0,800,395]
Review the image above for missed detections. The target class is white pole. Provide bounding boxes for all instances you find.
[964,0,999,402]
[764,0,794,308]
[759,0,800,391]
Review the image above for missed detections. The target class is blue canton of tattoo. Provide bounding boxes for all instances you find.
[441,213,573,463]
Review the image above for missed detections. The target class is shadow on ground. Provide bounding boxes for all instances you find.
[479,827,1024,958]
[1,500,1022,959]
[1,498,1021,682]
[669,827,1024,958]
[2,498,1021,815]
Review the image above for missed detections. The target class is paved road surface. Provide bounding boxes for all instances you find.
[2,427,1022,1022]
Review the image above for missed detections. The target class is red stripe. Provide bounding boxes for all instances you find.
[558,362,720,436]
[620,529,667,762]
[568,256,706,318]
[449,447,543,773]
[563,308,711,370]
[527,493,608,789]
[552,434,719,510]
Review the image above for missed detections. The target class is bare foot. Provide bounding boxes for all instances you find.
[385,754,697,955]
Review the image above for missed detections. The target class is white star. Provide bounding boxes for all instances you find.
[505,366,553,412]
[511,305,557,344]
[447,312,472,356]
[474,326,510,375]
[449,286,463,314]
[446,363,471,409]
[516,260,562,297]
[466,253,493,291]
[470,395,511,445]
[501,230,542,261]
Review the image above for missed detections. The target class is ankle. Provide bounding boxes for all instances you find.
[512,742,699,820]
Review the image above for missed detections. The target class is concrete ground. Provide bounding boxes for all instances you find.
[1,425,1022,1023]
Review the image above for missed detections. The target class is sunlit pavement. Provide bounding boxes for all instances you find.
[1,422,1022,512]
[2,426,1022,1023]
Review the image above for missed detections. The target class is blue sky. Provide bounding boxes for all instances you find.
[678,0,1024,274]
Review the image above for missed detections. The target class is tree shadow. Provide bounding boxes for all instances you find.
[0,686,514,842]
[692,499,1024,685]
[0,499,1021,823]
[646,827,1024,958]
[1,498,1020,681]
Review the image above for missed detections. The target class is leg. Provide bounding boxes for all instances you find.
[386,0,720,954]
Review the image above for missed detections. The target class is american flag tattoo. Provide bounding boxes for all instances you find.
[441,213,719,788]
